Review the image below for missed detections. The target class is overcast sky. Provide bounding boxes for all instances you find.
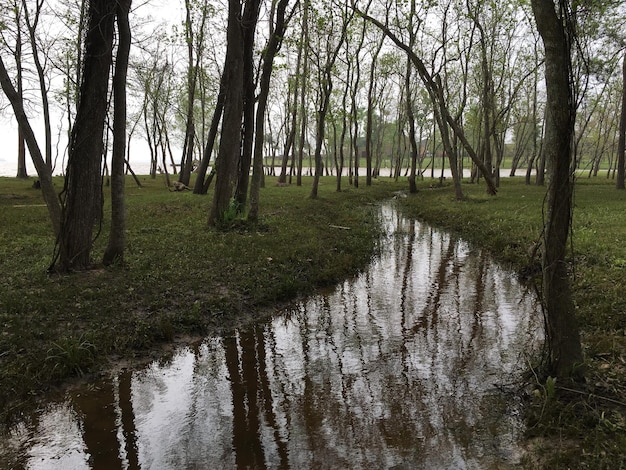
[0,0,187,177]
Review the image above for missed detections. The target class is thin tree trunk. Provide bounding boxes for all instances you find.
[22,0,53,171]
[103,0,131,266]
[249,0,294,222]
[194,74,226,194]
[616,52,626,190]
[0,56,61,235]
[406,57,418,194]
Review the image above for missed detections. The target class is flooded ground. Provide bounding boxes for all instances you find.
[1,204,542,469]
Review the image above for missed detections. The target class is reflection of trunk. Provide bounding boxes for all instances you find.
[118,370,139,470]
[531,0,583,378]
[72,379,123,469]
[255,326,289,468]
[224,330,264,468]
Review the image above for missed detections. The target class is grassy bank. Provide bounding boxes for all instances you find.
[397,177,626,469]
[0,175,406,423]
[1,174,624,467]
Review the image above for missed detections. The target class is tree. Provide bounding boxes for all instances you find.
[310,2,353,199]
[53,0,117,271]
[0,54,61,234]
[359,8,498,195]
[248,0,297,222]
[531,0,583,378]
[208,0,246,226]
[179,0,211,187]
[616,52,625,189]
[103,0,132,265]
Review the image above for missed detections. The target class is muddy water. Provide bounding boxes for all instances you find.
[1,204,542,469]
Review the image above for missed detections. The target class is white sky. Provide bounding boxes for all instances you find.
[0,0,187,177]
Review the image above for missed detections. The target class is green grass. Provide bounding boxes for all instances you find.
[397,176,626,469]
[1,173,625,467]
[0,174,406,422]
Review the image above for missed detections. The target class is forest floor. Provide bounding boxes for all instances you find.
[1,174,625,468]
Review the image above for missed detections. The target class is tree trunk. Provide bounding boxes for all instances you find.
[14,20,28,179]
[406,57,418,194]
[531,0,583,378]
[235,0,261,208]
[365,36,384,187]
[22,0,53,171]
[194,74,226,194]
[0,56,61,235]
[103,0,131,266]
[208,0,245,226]
[248,0,293,222]
[55,0,116,271]
[616,52,626,190]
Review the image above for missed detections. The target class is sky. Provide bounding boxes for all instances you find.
[0,0,186,177]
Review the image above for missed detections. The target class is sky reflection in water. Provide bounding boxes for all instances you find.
[1,204,542,469]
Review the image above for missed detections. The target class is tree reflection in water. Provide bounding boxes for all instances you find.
[0,204,542,469]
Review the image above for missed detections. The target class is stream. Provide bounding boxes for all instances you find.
[1,203,542,469]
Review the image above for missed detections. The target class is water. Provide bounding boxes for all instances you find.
[0,204,542,469]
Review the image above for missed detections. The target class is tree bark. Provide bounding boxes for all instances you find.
[103,0,131,266]
[248,0,294,222]
[234,0,261,208]
[531,0,583,378]
[55,0,116,271]
[208,0,245,226]
[616,52,625,190]
[193,74,226,194]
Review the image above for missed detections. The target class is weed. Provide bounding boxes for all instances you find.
[45,334,97,377]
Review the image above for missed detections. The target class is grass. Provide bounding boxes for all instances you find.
[1,173,625,467]
[397,176,626,469]
[0,174,406,422]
